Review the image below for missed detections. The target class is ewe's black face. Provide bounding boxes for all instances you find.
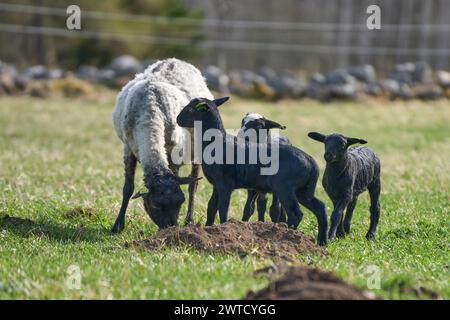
[143,183,184,229]
[176,97,230,128]
[308,132,367,163]
[137,174,200,229]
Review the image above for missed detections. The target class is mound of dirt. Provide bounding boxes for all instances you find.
[246,265,378,300]
[136,219,324,261]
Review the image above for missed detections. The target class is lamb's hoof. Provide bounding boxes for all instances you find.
[184,219,194,226]
[111,221,125,234]
[317,238,328,246]
[287,219,300,229]
[365,233,376,240]
[336,230,346,238]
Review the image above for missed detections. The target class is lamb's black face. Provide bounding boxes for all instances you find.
[241,116,286,132]
[307,132,368,164]
[242,118,265,131]
[176,96,230,128]
[176,98,212,128]
[323,134,348,163]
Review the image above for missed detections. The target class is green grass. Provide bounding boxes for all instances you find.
[0,96,449,299]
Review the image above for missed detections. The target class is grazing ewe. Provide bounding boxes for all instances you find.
[308,132,381,240]
[240,113,289,223]
[177,97,328,245]
[111,58,213,233]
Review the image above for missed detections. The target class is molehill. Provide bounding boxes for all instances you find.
[135,219,325,261]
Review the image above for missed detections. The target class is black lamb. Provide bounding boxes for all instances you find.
[177,97,328,245]
[308,132,381,240]
[240,112,289,223]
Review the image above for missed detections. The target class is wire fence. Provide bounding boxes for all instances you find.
[1,1,449,72]
[1,2,450,31]
[1,22,450,57]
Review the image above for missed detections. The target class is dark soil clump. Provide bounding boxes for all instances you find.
[64,207,94,219]
[246,265,379,300]
[0,214,46,236]
[1,214,36,227]
[136,219,324,261]
[400,286,442,300]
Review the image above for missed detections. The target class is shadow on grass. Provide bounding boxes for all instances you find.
[0,214,109,243]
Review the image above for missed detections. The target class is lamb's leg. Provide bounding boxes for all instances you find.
[297,195,328,246]
[206,188,218,226]
[111,146,137,234]
[269,194,280,222]
[336,215,346,238]
[343,197,358,234]
[242,190,258,221]
[185,164,200,225]
[217,189,232,224]
[329,200,349,241]
[276,191,303,229]
[367,180,381,240]
[278,207,287,223]
[256,192,268,222]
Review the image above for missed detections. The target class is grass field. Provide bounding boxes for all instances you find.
[0,96,449,299]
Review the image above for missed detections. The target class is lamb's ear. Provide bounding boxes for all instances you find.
[346,137,368,146]
[308,132,326,143]
[176,176,203,185]
[213,96,230,107]
[263,119,286,130]
[132,192,149,199]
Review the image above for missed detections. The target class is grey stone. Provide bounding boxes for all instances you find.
[109,55,143,77]
[347,65,377,83]
[203,65,230,93]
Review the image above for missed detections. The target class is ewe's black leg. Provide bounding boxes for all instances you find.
[367,180,381,240]
[343,197,358,234]
[185,164,200,225]
[217,189,232,224]
[257,192,268,222]
[242,190,258,221]
[111,147,137,234]
[297,195,328,246]
[329,200,348,241]
[206,188,218,226]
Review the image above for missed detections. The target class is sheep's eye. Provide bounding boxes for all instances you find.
[195,102,208,112]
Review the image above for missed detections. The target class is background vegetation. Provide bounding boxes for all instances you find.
[0,0,204,68]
